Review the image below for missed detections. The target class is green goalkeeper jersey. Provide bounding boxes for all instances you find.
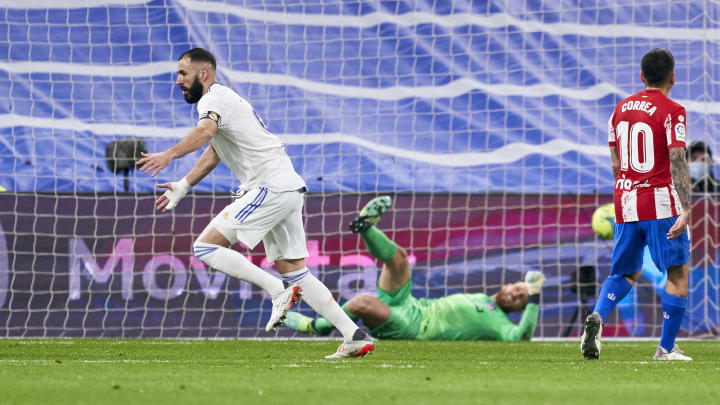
[369,282,539,341]
[414,293,538,341]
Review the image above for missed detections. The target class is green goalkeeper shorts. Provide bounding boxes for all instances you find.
[368,280,423,340]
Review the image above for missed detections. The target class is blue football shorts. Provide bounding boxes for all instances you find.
[611,216,690,275]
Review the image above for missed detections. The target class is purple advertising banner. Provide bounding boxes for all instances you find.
[0,193,717,338]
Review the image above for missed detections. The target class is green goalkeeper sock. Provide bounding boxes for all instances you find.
[360,226,398,262]
[311,303,358,335]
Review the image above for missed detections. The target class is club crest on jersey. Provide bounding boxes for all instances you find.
[675,123,686,141]
[201,111,221,125]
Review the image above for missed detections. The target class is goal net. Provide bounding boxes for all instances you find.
[0,0,718,338]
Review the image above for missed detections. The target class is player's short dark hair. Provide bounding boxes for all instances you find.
[179,48,217,71]
[641,48,674,87]
[688,141,713,159]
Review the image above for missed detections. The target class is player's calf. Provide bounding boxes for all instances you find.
[283,311,324,335]
[386,245,409,270]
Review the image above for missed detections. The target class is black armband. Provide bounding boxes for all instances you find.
[527,294,540,305]
[199,111,221,125]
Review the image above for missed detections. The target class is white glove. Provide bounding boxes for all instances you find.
[161,177,191,211]
[524,271,546,295]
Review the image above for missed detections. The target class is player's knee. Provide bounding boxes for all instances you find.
[666,265,689,288]
[346,294,377,316]
[192,242,221,266]
[615,271,640,285]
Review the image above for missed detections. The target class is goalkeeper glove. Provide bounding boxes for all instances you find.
[524,271,545,304]
[162,177,191,211]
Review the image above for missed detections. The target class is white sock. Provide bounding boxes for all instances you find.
[193,243,284,297]
[282,267,361,340]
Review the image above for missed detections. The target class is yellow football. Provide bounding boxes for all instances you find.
[591,203,615,240]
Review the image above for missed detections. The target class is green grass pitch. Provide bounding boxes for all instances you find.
[1,339,718,405]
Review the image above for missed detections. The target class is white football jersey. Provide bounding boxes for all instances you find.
[196,83,306,192]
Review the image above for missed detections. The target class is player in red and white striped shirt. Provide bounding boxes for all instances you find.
[608,82,686,222]
[581,49,693,361]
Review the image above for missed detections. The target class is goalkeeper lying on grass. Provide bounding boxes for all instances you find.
[284,196,545,341]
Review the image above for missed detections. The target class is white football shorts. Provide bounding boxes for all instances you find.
[210,188,309,263]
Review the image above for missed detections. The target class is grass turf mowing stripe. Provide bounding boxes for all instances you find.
[1,340,718,405]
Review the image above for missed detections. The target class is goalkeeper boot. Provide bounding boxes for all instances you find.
[580,312,603,360]
[283,311,318,335]
[653,344,692,361]
[349,196,392,233]
[265,285,302,332]
[325,330,375,359]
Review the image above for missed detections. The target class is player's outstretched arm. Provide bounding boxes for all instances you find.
[497,305,540,342]
[137,118,218,177]
[668,146,691,240]
[184,143,221,186]
[498,271,545,341]
[154,144,221,212]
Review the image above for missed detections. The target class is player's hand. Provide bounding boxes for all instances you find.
[524,271,546,295]
[155,178,191,212]
[136,151,173,177]
[667,211,690,240]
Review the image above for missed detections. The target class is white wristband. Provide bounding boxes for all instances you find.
[163,177,191,211]
[176,177,191,192]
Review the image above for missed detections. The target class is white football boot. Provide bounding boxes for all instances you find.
[265,285,302,332]
[325,332,375,359]
[653,344,692,361]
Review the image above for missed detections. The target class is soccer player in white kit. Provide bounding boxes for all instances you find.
[137,48,374,358]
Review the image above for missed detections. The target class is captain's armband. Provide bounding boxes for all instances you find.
[199,111,221,126]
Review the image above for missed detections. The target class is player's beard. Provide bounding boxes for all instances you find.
[181,77,204,104]
[495,292,511,312]
[495,287,518,313]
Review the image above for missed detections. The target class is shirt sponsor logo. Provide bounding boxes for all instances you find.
[675,122,686,141]
[615,176,643,191]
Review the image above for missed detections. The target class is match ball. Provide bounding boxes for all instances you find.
[591,203,615,240]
